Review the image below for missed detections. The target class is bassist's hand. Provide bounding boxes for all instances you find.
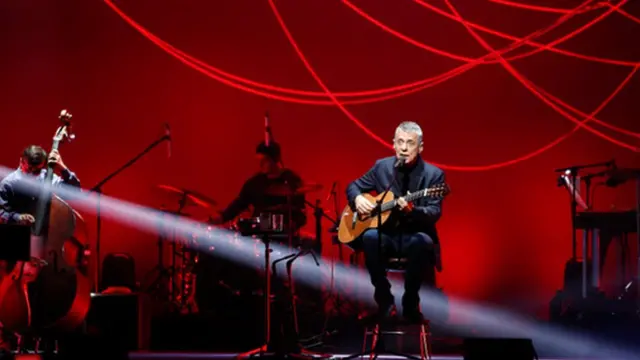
[17,214,35,225]
[48,149,68,175]
[355,195,375,216]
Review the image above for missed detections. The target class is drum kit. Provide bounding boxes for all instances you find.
[143,180,330,318]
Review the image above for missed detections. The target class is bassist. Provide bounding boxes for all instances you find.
[0,144,81,354]
[0,145,80,225]
[346,121,445,321]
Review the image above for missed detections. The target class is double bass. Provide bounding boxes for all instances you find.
[0,110,91,334]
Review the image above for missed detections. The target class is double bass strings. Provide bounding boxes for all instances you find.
[0,164,637,360]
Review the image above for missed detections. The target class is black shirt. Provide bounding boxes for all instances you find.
[386,160,421,233]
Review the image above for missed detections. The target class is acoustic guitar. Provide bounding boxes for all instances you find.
[0,110,91,334]
[337,183,450,244]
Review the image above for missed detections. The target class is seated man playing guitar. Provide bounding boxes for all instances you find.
[346,121,445,322]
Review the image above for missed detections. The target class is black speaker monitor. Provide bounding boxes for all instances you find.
[0,224,31,261]
[463,337,537,360]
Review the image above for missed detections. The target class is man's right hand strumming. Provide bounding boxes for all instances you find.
[355,194,375,216]
[17,214,35,225]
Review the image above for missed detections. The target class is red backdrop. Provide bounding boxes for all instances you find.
[1,0,639,319]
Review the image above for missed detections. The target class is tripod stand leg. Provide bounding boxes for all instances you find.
[236,343,268,359]
[238,237,277,358]
[286,263,300,337]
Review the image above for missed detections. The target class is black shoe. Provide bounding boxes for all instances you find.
[402,293,423,323]
[377,302,397,319]
[374,288,395,319]
[0,349,14,360]
[402,307,424,323]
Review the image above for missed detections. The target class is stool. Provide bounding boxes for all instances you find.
[361,318,432,360]
[342,257,433,360]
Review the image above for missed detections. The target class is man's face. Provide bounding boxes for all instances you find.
[19,158,45,175]
[256,153,277,174]
[393,129,423,164]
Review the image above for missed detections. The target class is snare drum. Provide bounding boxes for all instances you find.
[236,213,285,236]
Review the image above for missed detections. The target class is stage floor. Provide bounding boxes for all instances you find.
[127,353,592,360]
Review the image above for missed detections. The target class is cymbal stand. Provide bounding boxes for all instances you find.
[305,190,360,315]
[143,194,187,305]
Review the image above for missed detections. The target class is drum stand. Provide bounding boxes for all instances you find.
[143,196,188,306]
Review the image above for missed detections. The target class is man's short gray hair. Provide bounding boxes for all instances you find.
[395,121,423,142]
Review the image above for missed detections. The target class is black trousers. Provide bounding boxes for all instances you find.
[361,229,435,308]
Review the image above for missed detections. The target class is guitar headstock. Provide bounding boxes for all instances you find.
[54,109,75,144]
[427,183,450,197]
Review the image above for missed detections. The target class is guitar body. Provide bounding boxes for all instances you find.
[337,183,450,244]
[337,192,394,244]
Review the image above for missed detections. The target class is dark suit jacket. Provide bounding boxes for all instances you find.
[346,156,446,269]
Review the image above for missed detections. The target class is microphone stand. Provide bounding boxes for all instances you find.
[89,133,170,292]
[343,162,399,360]
[285,248,320,344]
[375,162,401,302]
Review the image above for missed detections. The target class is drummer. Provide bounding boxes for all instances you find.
[208,141,307,232]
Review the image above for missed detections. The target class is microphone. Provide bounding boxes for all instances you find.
[264,112,271,146]
[326,181,337,201]
[394,156,406,168]
[164,123,172,158]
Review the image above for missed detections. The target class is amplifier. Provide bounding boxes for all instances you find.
[85,292,151,351]
[564,259,593,294]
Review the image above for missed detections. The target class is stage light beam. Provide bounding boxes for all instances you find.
[2,164,639,360]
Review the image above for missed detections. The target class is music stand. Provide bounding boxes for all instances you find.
[0,224,31,261]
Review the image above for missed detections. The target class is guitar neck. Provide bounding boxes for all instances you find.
[380,188,430,212]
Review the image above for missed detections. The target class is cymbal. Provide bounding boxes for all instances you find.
[263,182,323,196]
[156,184,217,209]
[161,209,193,217]
[608,168,640,181]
